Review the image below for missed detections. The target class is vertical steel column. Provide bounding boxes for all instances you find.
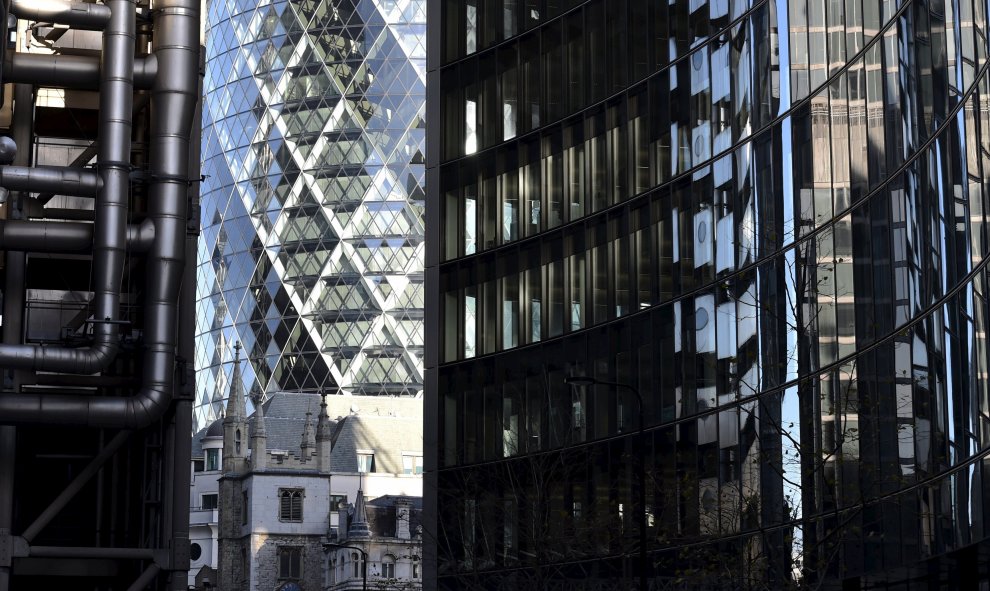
[0,72,33,591]
[167,48,200,588]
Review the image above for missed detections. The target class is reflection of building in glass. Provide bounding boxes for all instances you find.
[196,0,427,429]
[426,0,990,588]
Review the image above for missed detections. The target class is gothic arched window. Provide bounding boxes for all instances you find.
[278,488,303,522]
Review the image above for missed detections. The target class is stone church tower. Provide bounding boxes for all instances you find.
[217,344,249,590]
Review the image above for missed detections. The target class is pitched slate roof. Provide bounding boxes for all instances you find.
[249,392,324,454]
[327,414,423,473]
[191,420,223,459]
[192,425,208,459]
[240,392,422,468]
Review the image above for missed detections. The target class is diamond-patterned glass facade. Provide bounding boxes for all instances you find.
[196,0,426,430]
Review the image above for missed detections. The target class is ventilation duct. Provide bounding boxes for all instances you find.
[0,0,199,427]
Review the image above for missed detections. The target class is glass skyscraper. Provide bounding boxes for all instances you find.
[426,0,990,588]
[197,0,426,429]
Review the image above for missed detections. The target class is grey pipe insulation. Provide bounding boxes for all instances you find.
[0,218,154,252]
[0,165,100,196]
[0,0,199,428]
[9,0,111,30]
[4,52,156,89]
[0,0,134,375]
[125,0,199,429]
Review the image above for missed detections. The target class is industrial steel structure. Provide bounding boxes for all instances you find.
[0,0,201,587]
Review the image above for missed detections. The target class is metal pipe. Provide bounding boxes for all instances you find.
[6,53,99,87]
[31,373,138,387]
[36,146,99,204]
[0,427,15,591]
[126,564,161,591]
[30,207,95,220]
[0,0,198,429]
[35,94,150,205]
[135,53,156,88]
[127,218,155,251]
[10,0,111,30]
[107,0,199,429]
[0,219,91,250]
[0,76,33,591]
[0,263,22,584]
[0,0,134,375]
[90,0,135,372]
[21,431,129,543]
[9,82,33,204]
[168,359,192,587]
[0,219,154,252]
[0,165,100,196]
[167,63,200,588]
[4,52,155,89]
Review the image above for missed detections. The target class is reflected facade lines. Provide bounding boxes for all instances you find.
[426,0,990,588]
[197,0,427,429]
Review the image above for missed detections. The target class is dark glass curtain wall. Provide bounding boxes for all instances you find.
[427,0,990,588]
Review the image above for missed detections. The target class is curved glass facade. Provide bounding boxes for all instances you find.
[426,0,990,587]
[197,0,427,429]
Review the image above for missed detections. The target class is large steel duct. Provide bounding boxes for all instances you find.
[0,0,199,587]
[0,219,154,252]
[9,0,111,30]
[0,0,133,375]
[0,0,199,428]
[0,165,100,196]
[3,52,156,89]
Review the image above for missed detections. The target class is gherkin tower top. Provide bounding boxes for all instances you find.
[195,0,426,430]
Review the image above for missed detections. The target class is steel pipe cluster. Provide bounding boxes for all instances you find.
[0,0,200,428]
[4,52,157,89]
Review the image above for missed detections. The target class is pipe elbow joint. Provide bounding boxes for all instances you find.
[122,387,170,429]
[135,54,157,88]
[127,218,156,252]
[36,339,118,374]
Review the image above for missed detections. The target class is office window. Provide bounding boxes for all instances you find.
[500,47,519,141]
[278,546,302,580]
[466,0,478,54]
[205,448,219,471]
[330,494,348,510]
[357,452,376,473]
[501,273,520,349]
[279,488,304,522]
[466,96,479,154]
[402,454,424,474]
[381,555,396,578]
[201,493,218,510]
[569,252,586,330]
